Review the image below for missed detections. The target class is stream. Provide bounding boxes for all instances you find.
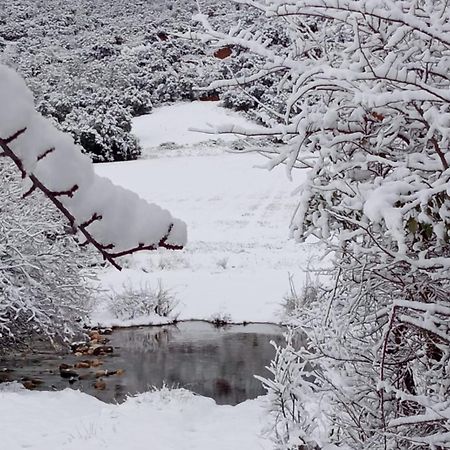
[0,321,286,405]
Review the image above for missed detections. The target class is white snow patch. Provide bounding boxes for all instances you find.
[132,101,264,149]
[0,388,272,450]
[94,151,321,325]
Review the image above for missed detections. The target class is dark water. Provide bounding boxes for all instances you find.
[0,321,286,405]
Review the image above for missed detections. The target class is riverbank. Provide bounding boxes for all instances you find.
[0,385,273,450]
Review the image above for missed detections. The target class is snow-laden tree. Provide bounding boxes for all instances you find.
[0,64,187,270]
[0,160,95,350]
[197,1,450,448]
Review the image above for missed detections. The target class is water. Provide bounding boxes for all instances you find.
[1,321,286,405]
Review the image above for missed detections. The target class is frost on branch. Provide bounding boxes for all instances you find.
[0,65,187,270]
[198,1,450,448]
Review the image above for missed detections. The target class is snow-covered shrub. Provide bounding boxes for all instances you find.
[0,161,96,350]
[210,311,232,327]
[257,330,323,450]
[62,103,141,163]
[199,1,450,448]
[282,275,321,318]
[108,280,179,321]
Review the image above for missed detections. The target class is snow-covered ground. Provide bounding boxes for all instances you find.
[92,101,321,326]
[0,384,272,450]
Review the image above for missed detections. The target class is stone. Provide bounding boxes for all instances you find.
[71,341,90,353]
[89,331,101,341]
[78,373,94,381]
[0,372,12,383]
[92,345,113,356]
[21,377,44,390]
[22,380,37,390]
[74,361,91,369]
[59,364,79,379]
[90,359,103,367]
[94,379,106,390]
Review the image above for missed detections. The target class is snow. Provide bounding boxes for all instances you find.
[132,101,265,148]
[0,385,272,450]
[92,101,321,326]
[0,65,34,137]
[0,64,187,260]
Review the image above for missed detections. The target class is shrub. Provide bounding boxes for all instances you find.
[108,280,179,321]
[0,161,96,351]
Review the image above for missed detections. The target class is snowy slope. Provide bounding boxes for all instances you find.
[0,386,272,450]
[93,102,322,325]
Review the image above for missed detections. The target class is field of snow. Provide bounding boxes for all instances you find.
[92,101,322,326]
[0,384,272,450]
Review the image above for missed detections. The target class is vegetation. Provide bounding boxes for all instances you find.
[0,161,96,350]
[199,1,450,448]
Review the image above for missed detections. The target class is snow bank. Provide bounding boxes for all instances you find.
[0,387,272,450]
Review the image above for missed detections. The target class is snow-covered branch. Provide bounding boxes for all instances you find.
[0,65,187,270]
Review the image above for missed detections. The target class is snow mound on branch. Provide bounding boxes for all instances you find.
[0,64,187,258]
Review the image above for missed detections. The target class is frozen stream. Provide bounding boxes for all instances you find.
[1,321,286,405]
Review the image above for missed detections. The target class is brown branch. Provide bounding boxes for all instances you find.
[22,183,38,198]
[52,184,79,198]
[37,147,55,161]
[80,213,102,228]
[109,243,157,258]
[158,223,184,250]
[430,136,449,171]
[4,128,26,145]
[0,129,184,271]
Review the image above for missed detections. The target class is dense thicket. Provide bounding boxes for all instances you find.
[198,1,450,448]
[0,0,287,162]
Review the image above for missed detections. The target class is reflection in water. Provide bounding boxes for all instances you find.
[1,321,287,405]
[109,322,286,405]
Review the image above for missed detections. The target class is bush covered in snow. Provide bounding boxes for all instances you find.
[199,1,450,448]
[0,161,96,350]
[108,280,179,321]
